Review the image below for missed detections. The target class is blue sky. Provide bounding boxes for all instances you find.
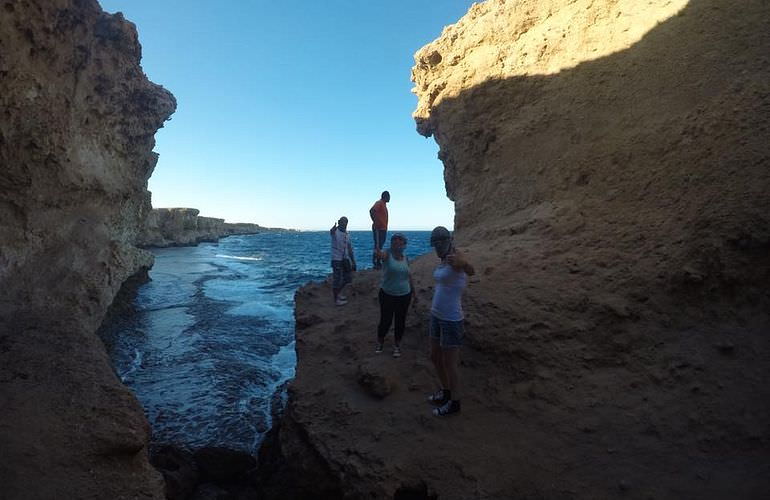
[99,1,475,230]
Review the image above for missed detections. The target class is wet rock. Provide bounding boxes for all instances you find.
[193,447,256,483]
[190,483,231,500]
[714,341,735,354]
[150,445,199,500]
[394,480,437,500]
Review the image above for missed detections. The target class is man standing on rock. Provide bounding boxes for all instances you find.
[369,190,390,269]
[330,216,356,306]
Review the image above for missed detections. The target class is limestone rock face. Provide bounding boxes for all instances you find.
[137,207,276,247]
[0,1,175,498]
[278,0,770,498]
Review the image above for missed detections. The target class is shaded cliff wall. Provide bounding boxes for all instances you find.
[411,0,770,348]
[0,1,175,498]
[410,0,770,494]
[137,207,271,247]
[265,1,769,499]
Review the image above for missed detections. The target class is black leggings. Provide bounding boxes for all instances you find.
[378,289,412,344]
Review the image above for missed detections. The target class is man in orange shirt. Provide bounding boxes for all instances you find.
[369,190,390,269]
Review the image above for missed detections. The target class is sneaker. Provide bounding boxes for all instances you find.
[335,298,348,306]
[432,400,461,417]
[375,343,383,354]
[392,346,401,358]
[427,389,450,406]
[338,294,347,301]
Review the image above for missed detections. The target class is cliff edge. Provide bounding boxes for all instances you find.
[0,1,175,497]
[137,207,272,248]
[275,1,770,498]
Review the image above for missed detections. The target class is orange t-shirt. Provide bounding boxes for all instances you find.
[371,200,388,230]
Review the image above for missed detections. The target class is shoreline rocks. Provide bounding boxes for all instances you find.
[136,207,290,248]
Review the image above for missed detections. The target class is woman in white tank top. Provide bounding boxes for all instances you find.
[426,226,474,417]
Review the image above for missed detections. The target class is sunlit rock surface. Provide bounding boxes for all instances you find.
[275,0,770,498]
[0,0,175,497]
[137,207,269,247]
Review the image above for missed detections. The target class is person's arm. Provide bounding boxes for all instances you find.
[408,261,418,306]
[330,223,337,235]
[447,251,475,276]
[369,206,376,222]
[347,239,356,270]
[374,248,388,260]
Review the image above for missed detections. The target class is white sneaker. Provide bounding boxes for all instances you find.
[392,346,401,358]
[338,294,347,301]
[335,298,348,306]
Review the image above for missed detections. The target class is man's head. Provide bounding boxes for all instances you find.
[381,191,390,203]
[430,226,452,258]
[338,216,348,230]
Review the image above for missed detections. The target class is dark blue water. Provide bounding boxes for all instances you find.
[101,230,432,452]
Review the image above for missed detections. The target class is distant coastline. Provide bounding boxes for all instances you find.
[137,207,296,248]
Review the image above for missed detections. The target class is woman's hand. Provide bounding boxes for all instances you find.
[447,251,475,275]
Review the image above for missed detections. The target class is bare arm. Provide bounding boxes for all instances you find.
[448,251,475,276]
[347,238,356,268]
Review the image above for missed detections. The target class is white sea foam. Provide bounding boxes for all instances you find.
[215,254,263,261]
[120,348,143,383]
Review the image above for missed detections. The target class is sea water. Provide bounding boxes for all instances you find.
[100,230,432,453]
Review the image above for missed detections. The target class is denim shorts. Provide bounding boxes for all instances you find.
[429,314,464,348]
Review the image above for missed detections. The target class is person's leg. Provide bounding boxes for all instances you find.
[429,316,448,389]
[332,261,346,305]
[433,320,463,416]
[430,337,447,385]
[393,292,411,346]
[332,261,340,302]
[372,227,380,268]
[441,348,460,400]
[377,289,395,346]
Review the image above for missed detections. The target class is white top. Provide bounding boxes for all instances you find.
[331,230,350,261]
[431,262,467,321]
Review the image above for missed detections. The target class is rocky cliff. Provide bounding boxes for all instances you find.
[0,1,174,498]
[272,0,770,498]
[137,207,269,248]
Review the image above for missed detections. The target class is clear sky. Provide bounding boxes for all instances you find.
[98,1,475,230]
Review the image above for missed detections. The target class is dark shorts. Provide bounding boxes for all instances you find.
[331,260,352,289]
[429,314,464,349]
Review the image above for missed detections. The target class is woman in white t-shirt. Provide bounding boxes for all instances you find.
[330,217,356,306]
[426,226,474,417]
